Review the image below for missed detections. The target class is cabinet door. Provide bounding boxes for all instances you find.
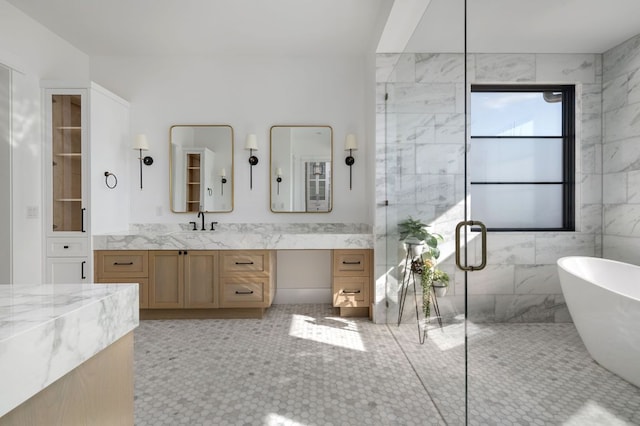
[184,250,218,308]
[45,90,88,236]
[46,257,89,284]
[97,278,149,309]
[149,251,183,308]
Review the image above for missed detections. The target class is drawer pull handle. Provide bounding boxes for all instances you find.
[343,261,361,265]
[114,262,134,266]
[235,290,254,295]
[235,261,254,265]
[63,245,69,249]
[343,289,361,294]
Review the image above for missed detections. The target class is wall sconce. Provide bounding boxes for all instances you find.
[220,168,227,195]
[245,134,259,190]
[133,134,153,189]
[276,167,283,195]
[345,134,357,190]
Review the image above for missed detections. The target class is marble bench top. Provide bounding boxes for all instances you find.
[93,223,375,250]
[0,284,139,417]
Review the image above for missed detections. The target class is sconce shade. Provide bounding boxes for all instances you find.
[133,134,150,151]
[220,168,226,177]
[345,134,357,151]
[276,168,283,176]
[245,134,258,151]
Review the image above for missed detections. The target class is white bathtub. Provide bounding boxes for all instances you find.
[557,256,640,388]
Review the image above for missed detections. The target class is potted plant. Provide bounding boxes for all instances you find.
[431,269,450,297]
[398,216,442,259]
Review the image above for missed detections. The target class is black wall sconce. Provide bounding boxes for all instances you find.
[276,167,283,195]
[245,134,259,190]
[133,134,153,189]
[345,134,357,190]
[220,168,227,195]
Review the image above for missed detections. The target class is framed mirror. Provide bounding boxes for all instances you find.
[270,125,332,213]
[170,125,233,213]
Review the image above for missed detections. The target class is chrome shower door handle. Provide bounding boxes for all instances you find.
[455,220,487,271]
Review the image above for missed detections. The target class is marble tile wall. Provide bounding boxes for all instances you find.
[375,52,603,324]
[602,33,640,265]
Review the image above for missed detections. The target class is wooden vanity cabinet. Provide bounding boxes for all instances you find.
[94,250,149,308]
[148,250,218,309]
[332,249,372,317]
[219,250,276,309]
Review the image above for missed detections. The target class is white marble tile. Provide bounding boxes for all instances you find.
[603,235,640,265]
[514,265,561,295]
[482,233,535,265]
[494,295,558,322]
[603,204,640,237]
[535,54,596,84]
[603,172,627,203]
[580,144,600,174]
[580,112,602,147]
[415,53,465,83]
[435,113,465,144]
[455,265,515,295]
[580,173,602,205]
[628,69,640,105]
[580,204,603,234]
[415,174,456,207]
[628,170,640,203]
[415,143,464,175]
[604,103,640,141]
[474,54,535,82]
[603,33,640,81]
[535,234,596,264]
[386,82,457,114]
[553,294,572,323]
[602,73,629,112]
[602,137,640,173]
[0,284,138,417]
[580,83,603,116]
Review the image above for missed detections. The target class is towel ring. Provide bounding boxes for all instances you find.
[104,171,118,189]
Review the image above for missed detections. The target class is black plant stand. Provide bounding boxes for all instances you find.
[397,249,443,344]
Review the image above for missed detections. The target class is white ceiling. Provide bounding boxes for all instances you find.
[5,0,391,56]
[7,0,640,56]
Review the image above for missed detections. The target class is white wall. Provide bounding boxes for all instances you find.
[90,83,131,235]
[0,0,90,284]
[90,54,371,225]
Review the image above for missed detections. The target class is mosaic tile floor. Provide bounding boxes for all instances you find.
[134,305,640,425]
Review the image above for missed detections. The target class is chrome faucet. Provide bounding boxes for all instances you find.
[197,211,205,231]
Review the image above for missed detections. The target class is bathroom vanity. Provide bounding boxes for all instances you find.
[93,223,374,319]
[0,283,138,424]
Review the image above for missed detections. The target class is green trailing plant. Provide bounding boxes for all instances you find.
[410,247,449,319]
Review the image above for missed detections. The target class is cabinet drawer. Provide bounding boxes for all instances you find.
[333,276,369,307]
[47,238,89,257]
[333,250,370,276]
[95,251,148,278]
[220,277,268,308]
[220,251,270,275]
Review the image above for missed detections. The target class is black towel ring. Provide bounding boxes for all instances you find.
[104,171,118,189]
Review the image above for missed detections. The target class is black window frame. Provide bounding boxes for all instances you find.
[470,84,575,232]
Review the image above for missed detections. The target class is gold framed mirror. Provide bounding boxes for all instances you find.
[170,125,234,213]
[270,125,332,213]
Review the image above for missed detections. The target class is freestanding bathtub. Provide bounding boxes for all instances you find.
[557,256,640,388]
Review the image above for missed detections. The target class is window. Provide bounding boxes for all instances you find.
[470,85,575,231]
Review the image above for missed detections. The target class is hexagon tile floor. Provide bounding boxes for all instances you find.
[134,304,640,426]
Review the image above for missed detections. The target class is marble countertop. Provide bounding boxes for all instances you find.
[93,223,375,250]
[0,284,139,417]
